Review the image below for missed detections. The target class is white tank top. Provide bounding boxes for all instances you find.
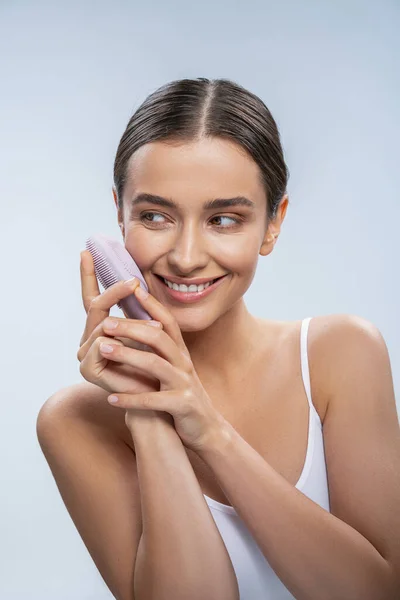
[202,317,331,599]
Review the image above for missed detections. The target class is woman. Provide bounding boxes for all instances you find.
[37,78,400,600]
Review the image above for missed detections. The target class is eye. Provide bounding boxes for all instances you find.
[210,215,241,228]
[140,212,167,224]
[139,212,242,228]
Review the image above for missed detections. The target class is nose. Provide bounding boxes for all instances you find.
[167,221,209,274]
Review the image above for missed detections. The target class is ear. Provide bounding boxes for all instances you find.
[112,187,125,239]
[260,194,289,256]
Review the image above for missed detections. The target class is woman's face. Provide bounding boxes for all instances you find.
[116,137,278,331]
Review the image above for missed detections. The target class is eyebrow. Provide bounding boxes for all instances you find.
[129,192,256,211]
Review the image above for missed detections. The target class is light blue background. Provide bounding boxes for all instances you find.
[0,1,398,598]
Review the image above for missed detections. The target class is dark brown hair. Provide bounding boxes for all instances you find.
[113,77,289,224]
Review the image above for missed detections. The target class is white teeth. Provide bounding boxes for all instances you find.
[163,278,215,292]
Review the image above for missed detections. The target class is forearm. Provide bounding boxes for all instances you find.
[129,418,239,600]
[197,423,397,600]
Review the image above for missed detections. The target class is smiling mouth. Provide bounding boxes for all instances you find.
[154,274,225,288]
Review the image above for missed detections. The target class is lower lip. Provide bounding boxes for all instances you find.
[154,274,228,303]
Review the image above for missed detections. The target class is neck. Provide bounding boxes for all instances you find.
[181,299,261,381]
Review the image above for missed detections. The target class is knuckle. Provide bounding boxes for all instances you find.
[88,295,99,312]
[142,395,151,408]
[181,389,193,412]
[150,327,163,342]
[181,352,193,374]
[79,358,97,385]
[182,371,193,387]
[148,353,158,370]
[181,345,192,361]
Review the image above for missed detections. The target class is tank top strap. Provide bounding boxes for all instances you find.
[300,317,321,426]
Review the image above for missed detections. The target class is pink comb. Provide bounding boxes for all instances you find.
[85,233,152,320]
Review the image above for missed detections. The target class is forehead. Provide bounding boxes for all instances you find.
[123,138,265,205]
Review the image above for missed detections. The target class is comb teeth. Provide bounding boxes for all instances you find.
[86,239,120,290]
[85,233,149,315]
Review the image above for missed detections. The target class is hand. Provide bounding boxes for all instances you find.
[96,282,230,454]
[77,250,174,429]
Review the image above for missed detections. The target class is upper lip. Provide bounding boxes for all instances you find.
[155,274,227,285]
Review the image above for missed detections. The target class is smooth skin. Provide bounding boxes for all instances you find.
[37,137,400,598]
[36,137,286,600]
[38,257,242,600]
[36,275,161,600]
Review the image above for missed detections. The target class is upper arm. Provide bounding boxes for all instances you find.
[37,382,142,600]
[314,314,400,581]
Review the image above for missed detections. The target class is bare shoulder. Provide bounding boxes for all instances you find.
[305,313,392,417]
[258,313,389,424]
[39,380,110,421]
[37,380,131,448]
[307,312,386,348]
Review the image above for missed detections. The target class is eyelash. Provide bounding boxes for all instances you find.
[139,212,242,229]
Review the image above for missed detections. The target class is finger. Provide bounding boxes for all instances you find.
[77,317,163,363]
[102,318,184,369]
[106,389,185,417]
[98,340,179,389]
[133,285,190,358]
[79,335,126,388]
[79,333,161,395]
[80,249,105,345]
[85,279,140,338]
[80,250,100,313]
[79,249,141,345]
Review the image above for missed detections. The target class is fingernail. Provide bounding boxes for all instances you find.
[104,318,118,329]
[147,320,161,327]
[100,343,114,353]
[124,277,137,286]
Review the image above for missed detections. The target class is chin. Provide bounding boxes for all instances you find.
[176,312,222,335]
[173,317,204,333]
[179,323,204,333]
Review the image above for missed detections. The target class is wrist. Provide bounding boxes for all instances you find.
[196,418,236,462]
[127,411,177,443]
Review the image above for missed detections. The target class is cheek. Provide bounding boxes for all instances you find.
[220,237,261,294]
[218,236,260,275]
[124,230,160,271]
[124,227,260,276]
